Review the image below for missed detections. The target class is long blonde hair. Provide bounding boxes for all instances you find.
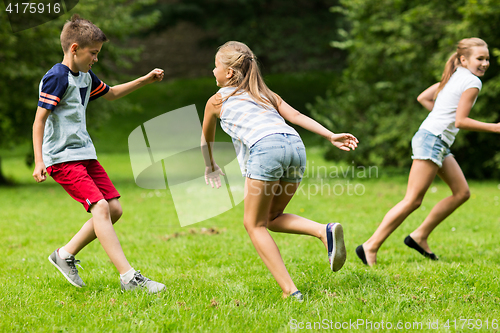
[434,37,488,99]
[216,41,279,110]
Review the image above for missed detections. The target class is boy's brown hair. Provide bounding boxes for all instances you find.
[60,14,108,53]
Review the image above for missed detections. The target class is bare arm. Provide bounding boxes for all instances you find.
[276,97,358,151]
[103,68,164,101]
[201,94,224,188]
[32,107,51,182]
[455,88,500,133]
[417,82,439,111]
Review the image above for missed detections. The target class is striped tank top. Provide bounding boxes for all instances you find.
[218,87,299,175]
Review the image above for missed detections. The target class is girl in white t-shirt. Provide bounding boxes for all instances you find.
[202,41,358,300]
[356,37,499,266]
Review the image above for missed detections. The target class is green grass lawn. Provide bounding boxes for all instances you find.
[2,151,500,332]
[1,75,500,332]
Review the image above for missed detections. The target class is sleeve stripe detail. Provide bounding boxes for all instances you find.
[40,92,61,102]
[91,81,104,94]
[39,97,58,106]
[90,82,107,97]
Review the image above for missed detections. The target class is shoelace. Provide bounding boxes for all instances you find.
[65,257,84,274]
[132,271,151,287]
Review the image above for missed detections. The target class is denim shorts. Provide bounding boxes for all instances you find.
[411,129,452,168]
[246,133,306,182]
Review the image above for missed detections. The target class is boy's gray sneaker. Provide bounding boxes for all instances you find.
[120,271,166,294]
[48,249,85,288]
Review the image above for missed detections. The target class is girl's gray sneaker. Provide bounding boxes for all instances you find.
[290,290,304,302]
[120,271,166,294]
[48,249,85,288]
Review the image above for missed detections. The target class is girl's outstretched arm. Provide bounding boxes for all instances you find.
[417,82,439,111]
[455,88,500,133]
[276,97,358,151]
[201,94,225,188]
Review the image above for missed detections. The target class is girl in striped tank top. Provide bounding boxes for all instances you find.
[202,41,358,301]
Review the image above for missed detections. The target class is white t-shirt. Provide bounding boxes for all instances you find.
[419,66,482,146]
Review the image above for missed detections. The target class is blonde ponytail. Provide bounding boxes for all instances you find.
[215,41,279,110]
[434,37,488,99]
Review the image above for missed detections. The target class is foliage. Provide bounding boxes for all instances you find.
[310,0,500,178]
[0,0,160,163]
[140,0,345,73]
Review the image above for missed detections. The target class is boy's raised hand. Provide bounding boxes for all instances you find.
[330,133,359,151]
[144,68,164,83]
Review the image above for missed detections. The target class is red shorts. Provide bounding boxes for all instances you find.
[47,160,121,212]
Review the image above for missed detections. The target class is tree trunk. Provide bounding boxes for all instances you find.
[0,156,11,185]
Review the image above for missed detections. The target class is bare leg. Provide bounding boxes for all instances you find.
[64,198,131,274]
[243,178,298,298]
[410,156,470,253]
[266,181,329,249]
[64,198,122,255]
[362,160,439,265]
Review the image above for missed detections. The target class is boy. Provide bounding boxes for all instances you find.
[32,14,165,293]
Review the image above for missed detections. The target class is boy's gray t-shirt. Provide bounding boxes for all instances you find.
[38,63,110,167]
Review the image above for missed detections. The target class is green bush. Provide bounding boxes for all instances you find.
[141,0,346,73]
[309,0,500,178]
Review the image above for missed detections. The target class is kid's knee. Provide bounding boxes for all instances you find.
[412,199,423,210]
[266,211,283,231]
[268,211,283,223]
[404,197,422,211]
[243,218,267,232]
[109,203,123,223]
[457,189,470,204]
[91,199,110,216]
[107,199,122,222]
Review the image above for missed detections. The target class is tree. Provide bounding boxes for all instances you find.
[310,0,500,178]
[140,0,346,73]
[0,0,160,184]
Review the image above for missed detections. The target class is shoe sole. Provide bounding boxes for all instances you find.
[404,235,439,261]
[48,254,83,288]
[120,284,166,293]
[330,223,347,272]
